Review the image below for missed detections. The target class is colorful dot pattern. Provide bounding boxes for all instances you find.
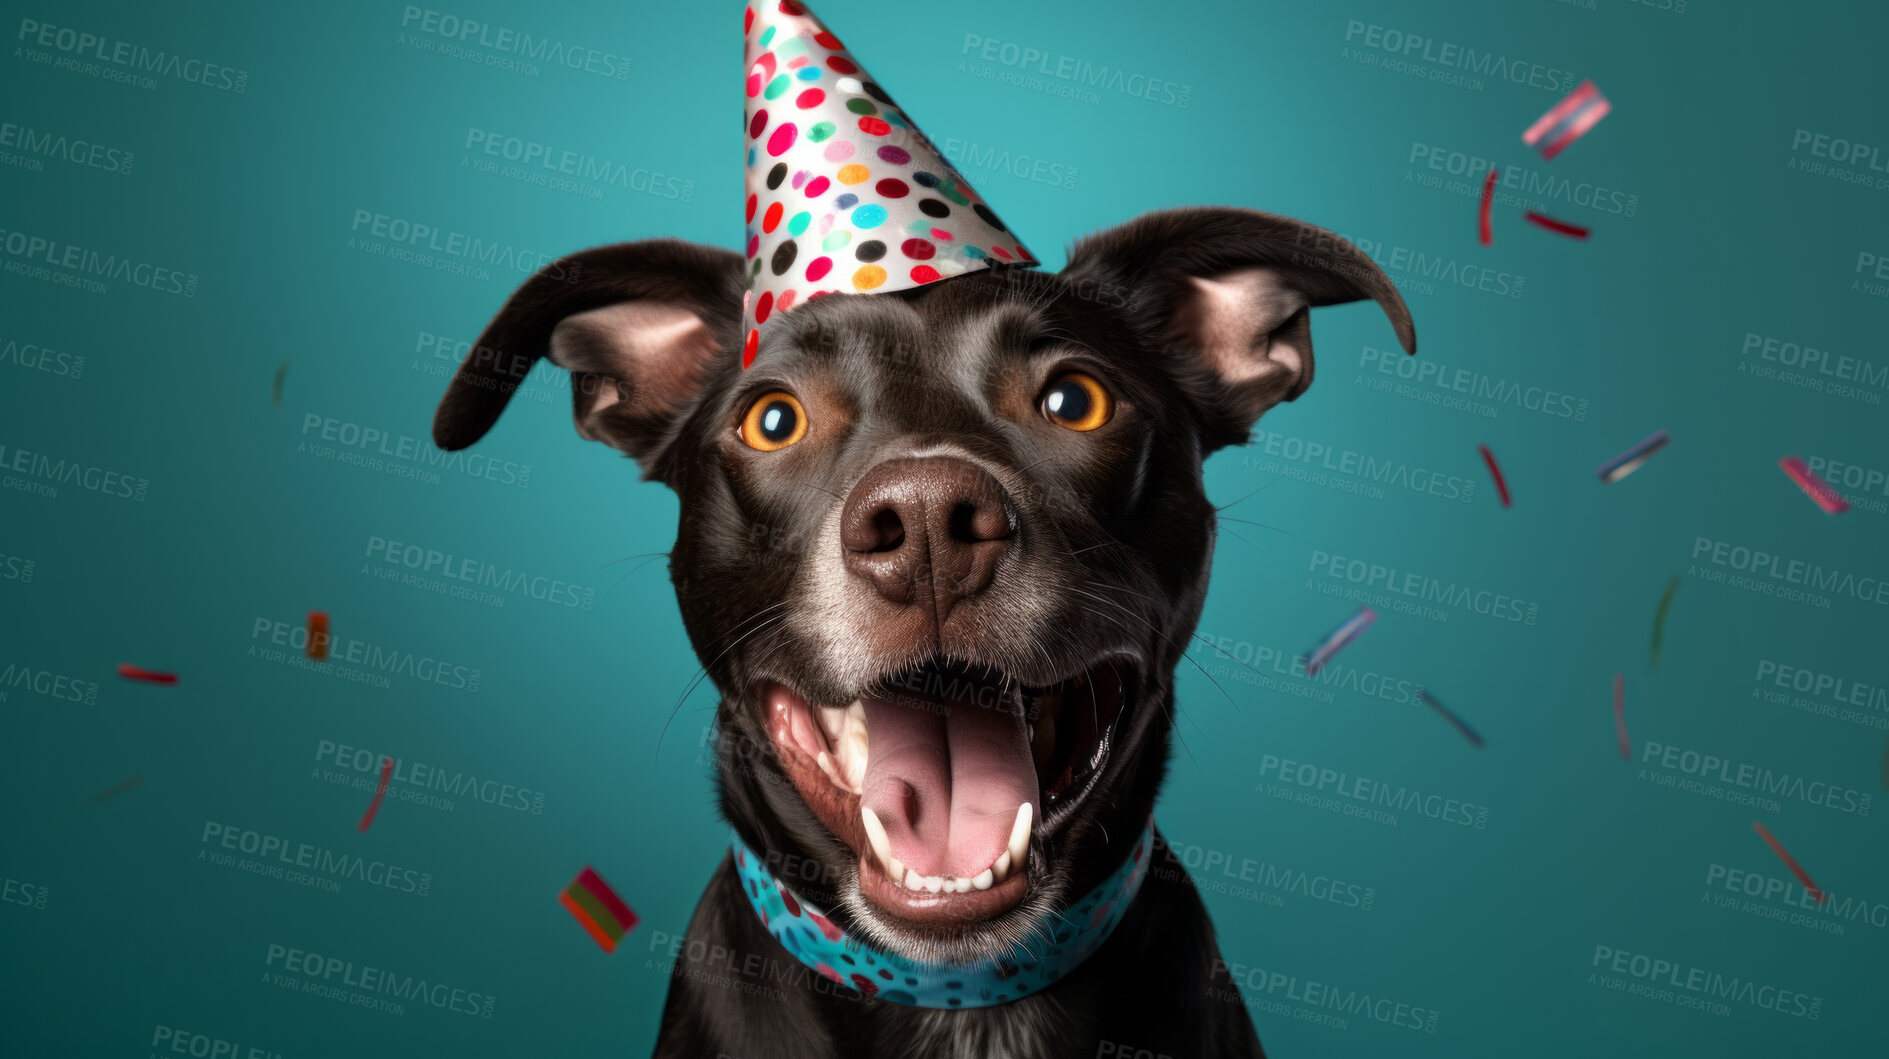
[740,1,1038,368]
[729,819,1154,1008]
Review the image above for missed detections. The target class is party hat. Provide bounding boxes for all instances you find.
[740,1,1037,368]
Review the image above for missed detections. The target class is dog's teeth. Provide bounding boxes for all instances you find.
[992,850,1011,882]
[1006,802,1032,874]
[889,855,904,881]
[904,867,924,890]
[971,867,994,890]
[923,874,944,894]
[860,806,893,876]
[815,751,846,788]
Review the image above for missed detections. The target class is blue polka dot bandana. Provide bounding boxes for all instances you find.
[730,819,1154,1008]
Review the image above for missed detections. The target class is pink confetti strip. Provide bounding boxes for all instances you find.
[117,663,178,685]
[1613,673,1630,761]
[1523,211,1590,240]
[1752,822,1826,904]
[357,756,394,833]
[1523,81,1611,160]
[1778,457,1850,514]
[1303,607,1376,677]
[1478,166,1498,246]
[1478,444,1511,507]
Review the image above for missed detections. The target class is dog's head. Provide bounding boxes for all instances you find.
[434,208,1412,963]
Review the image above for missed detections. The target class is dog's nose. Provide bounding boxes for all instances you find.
[840,457,1017,612]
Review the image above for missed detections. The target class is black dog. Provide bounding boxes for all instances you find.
[434,207,1414,1058]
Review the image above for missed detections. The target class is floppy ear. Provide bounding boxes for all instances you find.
[1060,207,1415,450]
[431,239,747,477]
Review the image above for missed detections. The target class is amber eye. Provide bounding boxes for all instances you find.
[740,391,808,451]
[1040,372,1113,431]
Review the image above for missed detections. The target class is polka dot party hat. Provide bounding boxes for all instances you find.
[740,0,1037,368]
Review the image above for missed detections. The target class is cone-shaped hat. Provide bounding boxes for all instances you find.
[740,1,1037,367]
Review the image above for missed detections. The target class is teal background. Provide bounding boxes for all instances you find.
[3,0,1886,1055]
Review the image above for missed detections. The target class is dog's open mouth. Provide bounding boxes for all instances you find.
[762,655,1134,928]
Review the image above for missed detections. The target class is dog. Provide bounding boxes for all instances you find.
[433,206,1414,1058]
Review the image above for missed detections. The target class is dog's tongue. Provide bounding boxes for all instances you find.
[860,680,1036,879]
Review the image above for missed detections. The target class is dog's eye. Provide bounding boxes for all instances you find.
[740,391,808,451]
[1040,373,1113,432]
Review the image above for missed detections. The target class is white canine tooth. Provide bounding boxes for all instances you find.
[1006,803,1033,874]
[923,874,943,894]
[972,868,994,890]
[993,850,1012,881]
[889,855,904,881]
[860,806,893,876]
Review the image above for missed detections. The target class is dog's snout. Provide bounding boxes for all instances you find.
[840,457,1016,611]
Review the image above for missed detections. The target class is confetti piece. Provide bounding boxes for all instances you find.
[1417,689,1484,747]
[1596,430,1669,484]
[271,361,288,407]
[1881,737,1889,790]
[1303,606,1376,677]
[1778,456,1850,515]
[1613,673,1631,761]
[1523,211,1590,240]
[1751,822,1826,904]
[1477,444,1512,507]
[1522,80,1611,161]
[562,866,636,952]
[116,664,178,685]
[1478,166,1498,246]
[307,611,331,661]
[356,756,393,833]
[1649,577,1680,671]
[87,776,144,806]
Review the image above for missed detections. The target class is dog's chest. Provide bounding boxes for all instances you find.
[874,1000,1078,1059]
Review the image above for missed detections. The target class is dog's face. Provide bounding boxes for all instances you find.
[434,208,1413,964]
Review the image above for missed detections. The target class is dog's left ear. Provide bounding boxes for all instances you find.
[1061,207,1415,450]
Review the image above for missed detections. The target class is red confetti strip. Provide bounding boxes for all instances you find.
[117,664,178,685]
[307,611,330,660]
[1613,674,1631,761]
[1779,456,1850,514]
[87,776,144,806]
[559,891,620,952]
[1478,166,1498,246]
[1523,211,1590,240]
[357,756,394,833]
[1477,444,1512,507]
[1752,822,1826,904]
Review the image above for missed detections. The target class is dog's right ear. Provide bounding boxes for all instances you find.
[431,239,746,477]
